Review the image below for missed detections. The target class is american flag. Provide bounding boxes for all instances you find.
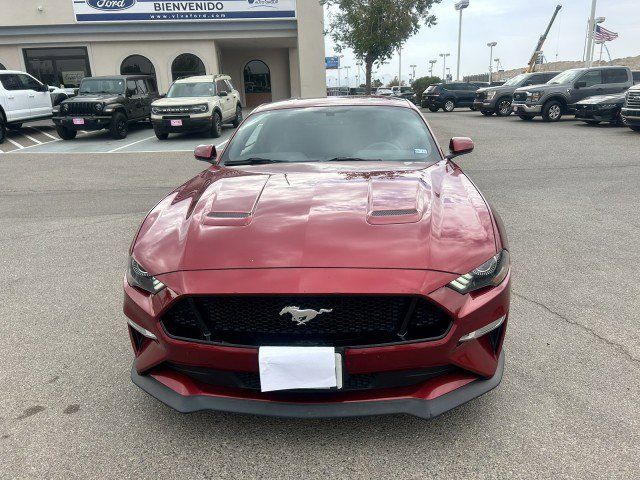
[594,25,619,42]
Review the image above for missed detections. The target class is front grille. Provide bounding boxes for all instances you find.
[513,92,528,102]
[161,295,452,347]
[626,92,640,108]
[166,362,456,392]
[64,102,97,115]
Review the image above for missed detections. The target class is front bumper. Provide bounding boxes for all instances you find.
[575,105,618,122]
[124,268,510,418]
[53,115,112,131]
[621,108,640,126]
[131,351,504,418]
[474,100,495,111]
[151,116,212,133]
[511,102,542,114]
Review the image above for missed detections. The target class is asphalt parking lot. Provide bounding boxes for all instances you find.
[0,118,241,154]
[1,110,638,479]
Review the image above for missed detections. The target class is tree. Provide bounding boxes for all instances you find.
[323,0,440,94]
[386,76,406,88]
[411,75,441,99]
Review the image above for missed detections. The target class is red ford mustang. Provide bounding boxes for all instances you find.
[124,96,510,419]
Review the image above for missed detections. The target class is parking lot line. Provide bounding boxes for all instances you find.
[28,127,58,140]
[20,132,42,144]
[6,138,25,149]
[107,135,157,153]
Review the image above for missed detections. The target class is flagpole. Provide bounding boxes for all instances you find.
[585,0,597,67]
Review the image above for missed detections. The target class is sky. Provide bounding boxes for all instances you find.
[324,0,640,87]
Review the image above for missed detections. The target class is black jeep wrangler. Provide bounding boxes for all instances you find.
[53,75,159,140]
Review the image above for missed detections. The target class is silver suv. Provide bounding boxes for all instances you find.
[151,75,242,140]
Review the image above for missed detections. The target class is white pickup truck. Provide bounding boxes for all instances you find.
[0,70,53,144]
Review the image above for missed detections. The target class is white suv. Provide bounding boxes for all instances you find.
[151,75,242,140]
[0,70,53,144]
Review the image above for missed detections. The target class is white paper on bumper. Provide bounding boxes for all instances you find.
[258,346,337,392]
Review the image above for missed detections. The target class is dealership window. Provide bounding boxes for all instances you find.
[23,47,91,88]
[121,55,156,81]
[243,60,271,93]
[171,54,206,81]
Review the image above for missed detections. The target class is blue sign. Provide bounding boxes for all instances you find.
[325,56,340,70]
[86,0,136,10]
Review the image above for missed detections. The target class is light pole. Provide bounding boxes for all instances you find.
[439,53,450,82]
[344,65,351,89]
[410,64,417,83]
[454,0,469,81]
[398,46,402,85]
[486,42,497,83]
[429,59,437,77]
[336,54,344,89]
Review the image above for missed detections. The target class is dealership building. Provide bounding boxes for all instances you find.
[0,0,326,107]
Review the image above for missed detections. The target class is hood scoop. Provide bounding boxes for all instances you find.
[202,174,270,226]
[367,178,428,225]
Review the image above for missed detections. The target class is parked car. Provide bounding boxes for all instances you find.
[48,85,76,106]
[53,75,159,140]
[511,66,632,121]
[124,97,510,419]
[474,71,559,116]
[0,70,53,144]
[151,75,242,140]
[421,82,483,112]
[574,92,627,126]
[375,87,393,96]
[621,85,640,131]
[391,86,417,104]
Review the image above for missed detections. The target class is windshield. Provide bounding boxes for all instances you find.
[504,74,527,86]
[167,82,214,98]
[79,79,125,95]
[221,106,439,165]
[548,69,583,84]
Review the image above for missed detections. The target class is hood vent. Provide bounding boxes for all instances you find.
[371,208,419,217]
[208,212,251,219]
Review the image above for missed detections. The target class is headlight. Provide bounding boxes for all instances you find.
[61,103,69,113]
[448,250,510,294]
[94,103,103,112]
[126,257,166,294]
[193,104,208,113]
[486,91,496,100]
[529,91,543,102]
[151,106,161,115]
[599,104,617,109]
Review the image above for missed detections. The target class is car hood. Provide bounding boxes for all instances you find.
[514,83,563,93]
[132,162,497,276]
[576,93,626,105]
[477,85,515,95]
[67,94,123,103]
[153,97,211,106]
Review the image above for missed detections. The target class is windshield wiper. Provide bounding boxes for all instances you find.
[322,157,382,162]
[224,158,287,166]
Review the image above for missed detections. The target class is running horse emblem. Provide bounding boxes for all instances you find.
[279,306,333,326]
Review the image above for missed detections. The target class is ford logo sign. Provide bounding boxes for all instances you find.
[86,0,136,11]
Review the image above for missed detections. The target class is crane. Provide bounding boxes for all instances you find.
[525,5,562,73]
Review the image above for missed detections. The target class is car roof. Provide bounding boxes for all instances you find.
[0,70,29,74]
[252,96,415,113]
[175,75,230,84]
[83,75,150,80]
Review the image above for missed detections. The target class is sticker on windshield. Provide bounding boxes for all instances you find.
[414,148,429,154]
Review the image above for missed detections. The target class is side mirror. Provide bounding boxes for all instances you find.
[219,91,228,97]
[126,88,136,97]
[574,81,587,89]
[41,84,50,92]
[194,144,217,163]
[446,137,474,160]
[159,93,166,98]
